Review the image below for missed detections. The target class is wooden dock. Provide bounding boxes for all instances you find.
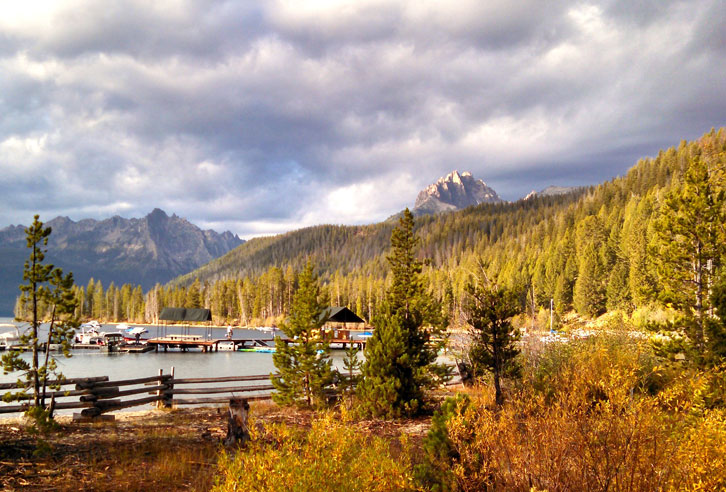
[281,338,367,349]
[145,336,366,353]
[147,336,273,353]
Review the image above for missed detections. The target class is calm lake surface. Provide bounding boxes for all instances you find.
[0,318,362,416]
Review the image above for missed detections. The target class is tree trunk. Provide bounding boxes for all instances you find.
[31,245,40,408]
[493,332,503,406]
[41,307,57,407]
[224,398,250,447]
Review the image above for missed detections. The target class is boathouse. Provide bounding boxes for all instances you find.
[158,307,213,338]
[319,306,365,340]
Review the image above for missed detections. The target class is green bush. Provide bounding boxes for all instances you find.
[414,394,470,491]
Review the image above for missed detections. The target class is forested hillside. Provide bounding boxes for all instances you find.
[15,129,725,327]
[161,128,722,326]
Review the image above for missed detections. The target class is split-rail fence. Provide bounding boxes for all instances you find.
[0,369,275,418]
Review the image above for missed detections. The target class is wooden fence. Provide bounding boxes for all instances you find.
[0,369,275,418]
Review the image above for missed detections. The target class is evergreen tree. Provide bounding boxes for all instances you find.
[340,342,361,407]
[39,268,79,409]
[573,243,606,317]
[606,258,631,311]
[1,215,79,417]
[461,270,521,406]
[186,278,202,309]
[651,154,726,363]
[708,273,726,361]
[358,209,448,418]
[271,262,334,408]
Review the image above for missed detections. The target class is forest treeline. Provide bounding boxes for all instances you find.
[15,129,726,326]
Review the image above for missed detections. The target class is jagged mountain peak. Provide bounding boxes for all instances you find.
[413,170,501,216]
[0,210,245,314]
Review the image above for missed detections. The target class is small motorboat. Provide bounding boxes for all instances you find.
[238,346,276,353]
[121,325,149,344]
[75,326,103,345]
[0,324,23,351]
[100,332,125,353]
[217,340,237,351]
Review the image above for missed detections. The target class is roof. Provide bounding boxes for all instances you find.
[159,307,212,322]
[319,306,365,324]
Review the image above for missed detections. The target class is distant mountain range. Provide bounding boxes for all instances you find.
[413,170,502,216]
[0,209,243,315]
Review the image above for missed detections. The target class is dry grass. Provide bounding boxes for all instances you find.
[0,402,432,491]
[1,407,231,491]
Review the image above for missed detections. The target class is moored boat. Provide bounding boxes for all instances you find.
[0,323,23,350]
[238,346,276,353]
[120,325,149,344]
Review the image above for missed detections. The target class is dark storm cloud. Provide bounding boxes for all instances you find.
[0,0,724,237]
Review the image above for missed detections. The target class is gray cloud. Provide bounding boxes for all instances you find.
[0,0,724,237]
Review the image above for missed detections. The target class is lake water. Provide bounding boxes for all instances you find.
[0,318,362,416]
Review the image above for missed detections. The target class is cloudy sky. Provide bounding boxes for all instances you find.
[1,0,724,238]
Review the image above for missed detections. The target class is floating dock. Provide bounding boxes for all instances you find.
[145,336,366,353]
[146,336,273,352]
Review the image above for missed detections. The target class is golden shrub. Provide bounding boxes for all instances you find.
[439,335,723,492]
[213,413,416,492]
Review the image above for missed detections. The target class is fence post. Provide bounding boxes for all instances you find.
[163,366,175,409]
[157,369,163,408]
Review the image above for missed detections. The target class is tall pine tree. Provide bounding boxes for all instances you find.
[462,270,521,406]
[651,153,726,364]
[271,262,334,408]
[358,209,447,418]
[1,215,78,417]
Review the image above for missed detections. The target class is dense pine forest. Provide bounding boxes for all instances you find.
[15,129,725,328]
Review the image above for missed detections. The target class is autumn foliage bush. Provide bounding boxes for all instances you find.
[213,335,726,492]
[421,335,726,492]
[213,412,416,492]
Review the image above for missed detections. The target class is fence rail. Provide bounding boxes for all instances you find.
[0,369,275,417]
[1,367,456,417]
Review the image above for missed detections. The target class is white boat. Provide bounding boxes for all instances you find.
[0,324,23,350]
[100,332,125,352]
[76,327,103,345]
[80,320,102,330]
[124,326,149,337]
[121,325,149,344]
[217,340,237,351]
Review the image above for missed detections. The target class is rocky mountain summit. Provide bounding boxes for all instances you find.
[413,170,502,216]
[0,209,243,314]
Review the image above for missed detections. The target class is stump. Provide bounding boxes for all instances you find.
[456,360,474,387]
[224,398,250,447]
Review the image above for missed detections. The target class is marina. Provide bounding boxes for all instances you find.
[0,317,369,415]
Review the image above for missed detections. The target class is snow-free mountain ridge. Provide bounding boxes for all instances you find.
[0,209,243,315]
[412,170,502,216]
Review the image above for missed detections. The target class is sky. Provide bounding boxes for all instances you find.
[1,1,724,239]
